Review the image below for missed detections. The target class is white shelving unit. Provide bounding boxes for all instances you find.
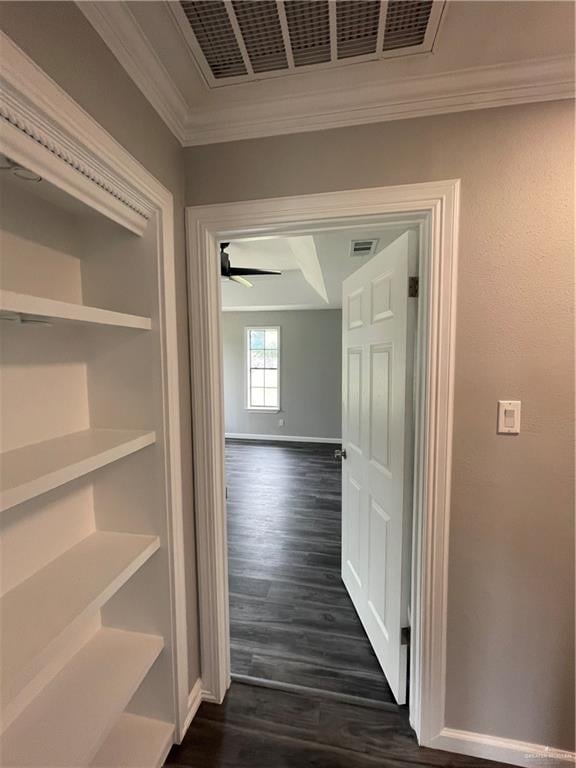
[1,628,164,767]
[0,289,152,330]
[91,713,175,768]
[1,428,156,512]
[2,531,160,720]
[0,101,183,764]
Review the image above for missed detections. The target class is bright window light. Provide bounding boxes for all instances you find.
[246,327,280,410]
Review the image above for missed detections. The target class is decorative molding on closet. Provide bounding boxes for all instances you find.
[0,31,191,746]
[0,31,156,234]
[75,2,574,146]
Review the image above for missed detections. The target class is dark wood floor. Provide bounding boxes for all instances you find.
[225,439,393,705]
[166,680,505,768]
[167,441,507,768]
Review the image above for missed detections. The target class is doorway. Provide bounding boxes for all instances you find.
[220,224,419,708]
[185,181,460,748]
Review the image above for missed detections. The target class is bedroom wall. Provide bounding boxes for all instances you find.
[222,310,342,441]
[184,101,575,752]
[0,1,201,691]
[2,1,573,755]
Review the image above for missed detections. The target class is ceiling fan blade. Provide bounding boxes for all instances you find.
[230,274,253,288]
[229,267,282,276]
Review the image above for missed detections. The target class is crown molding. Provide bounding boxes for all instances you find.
[78,1,190,145]
[184,55,575,145]
[76,1,574,147]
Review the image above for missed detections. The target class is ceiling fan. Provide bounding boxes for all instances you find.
[220,242,281,288]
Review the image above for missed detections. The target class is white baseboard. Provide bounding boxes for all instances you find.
[225,433,342,444]
[431,728,576,768]
[180,679,203,740]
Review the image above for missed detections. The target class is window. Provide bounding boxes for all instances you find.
[246,327,280,410]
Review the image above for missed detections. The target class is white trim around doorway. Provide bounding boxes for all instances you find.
[185,180,459,753]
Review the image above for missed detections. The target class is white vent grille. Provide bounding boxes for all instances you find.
[337,1,381,59]
[232,0,288,73]
[350,239,379,257]
[284,1,331,67]
[177,0,445,86]
[180,1,247,78]
[383,0,435,50]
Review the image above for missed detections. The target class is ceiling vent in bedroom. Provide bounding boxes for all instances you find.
[350,239,379,258]
[175,0,445,87]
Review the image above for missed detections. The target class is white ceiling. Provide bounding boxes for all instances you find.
[79,1,574,145]
[222,222,417,310]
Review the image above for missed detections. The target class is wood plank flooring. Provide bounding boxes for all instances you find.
[167,440,509,768]
[166,681,506,768]
[224,439,393,704]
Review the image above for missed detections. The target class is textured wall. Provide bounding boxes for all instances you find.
[222,310,342,440]
[0,1,201,688]
[185,101,575,750]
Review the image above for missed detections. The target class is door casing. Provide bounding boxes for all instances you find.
[185,180,460,748]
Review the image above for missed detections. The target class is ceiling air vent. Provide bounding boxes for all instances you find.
[383,0,435,50]
[175,0,444,86]
[232,0,288,73]
[180,1,247,79]
[337,1,381,59]
[284,1,331,67]
[350,239,379,258]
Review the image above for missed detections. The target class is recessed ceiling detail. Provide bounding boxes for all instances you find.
[177,0,445,86]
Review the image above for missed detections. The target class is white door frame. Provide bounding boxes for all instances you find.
[186,179,460,747]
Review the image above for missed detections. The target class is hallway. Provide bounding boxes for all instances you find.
[225,439,393,705]
[168,440,508,767]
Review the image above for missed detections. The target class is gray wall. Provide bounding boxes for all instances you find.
[3,1,573,752]
[0,1,200,688]
[185,102,575,751]
[222,310,342,440]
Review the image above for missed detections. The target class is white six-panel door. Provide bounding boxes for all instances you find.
[341,231,417,705]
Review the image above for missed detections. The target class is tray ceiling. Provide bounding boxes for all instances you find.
[77,1,575,146]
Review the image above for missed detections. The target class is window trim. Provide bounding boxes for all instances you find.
[244,326,281,412]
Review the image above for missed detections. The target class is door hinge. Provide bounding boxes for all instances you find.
[401,626,411,646]
[408,277,419,298]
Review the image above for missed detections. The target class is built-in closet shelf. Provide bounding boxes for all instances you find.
[1,531,160,716]
[91,713,175,768]
[0,289,152,330]
[0,428,156,512]
[1,627,164,768]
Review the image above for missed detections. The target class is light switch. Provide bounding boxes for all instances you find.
[497,400,521,434]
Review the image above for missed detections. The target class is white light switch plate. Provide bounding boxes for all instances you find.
[497,400,521,434]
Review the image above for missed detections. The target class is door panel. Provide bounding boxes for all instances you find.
[367,497,390,638]
[369,344,392,474]
[341,230,417,706]
[344,475,363,590]
[346,349,363,452]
